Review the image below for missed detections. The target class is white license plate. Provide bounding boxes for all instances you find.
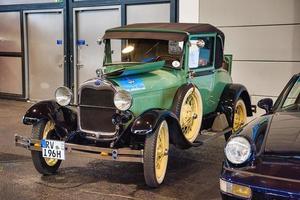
[41,139,65,160]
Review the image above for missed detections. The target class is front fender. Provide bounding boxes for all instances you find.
[23,100,77,137]
[131,109,194,149]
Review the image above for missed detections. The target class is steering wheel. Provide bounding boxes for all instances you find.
[155,55,180,68]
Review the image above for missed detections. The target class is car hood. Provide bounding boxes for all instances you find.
[107,63,183,95]
[104,61,165,78]
[223,156,300,196]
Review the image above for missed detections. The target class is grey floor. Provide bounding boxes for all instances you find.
[0,99,224,200]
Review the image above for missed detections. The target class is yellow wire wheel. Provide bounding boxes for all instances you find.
[144,120,169,187]
[31,119,61,175]
[42,121,59,167]
[179,87,203,143]
[233,99,247,132]
[154,121,169,184]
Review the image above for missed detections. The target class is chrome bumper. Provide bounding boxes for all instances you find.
[14,134,144,163]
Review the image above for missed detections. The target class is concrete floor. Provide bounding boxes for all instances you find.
[0,99,226,200]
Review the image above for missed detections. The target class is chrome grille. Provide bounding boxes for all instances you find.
[79,87,116,133]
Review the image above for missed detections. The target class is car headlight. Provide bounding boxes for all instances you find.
[114,90,132,111]
[55,86,72,106]
[225,136,252,165]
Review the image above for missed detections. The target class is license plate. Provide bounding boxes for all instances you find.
[41,139,65,160]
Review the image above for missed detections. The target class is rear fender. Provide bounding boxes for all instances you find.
[23,100,77,137]
[131,109,193,149]
[218,84,253,125]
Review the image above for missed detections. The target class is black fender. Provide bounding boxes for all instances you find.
[131,109,194,149]
[23,100,77,137]
[218,84,253,126]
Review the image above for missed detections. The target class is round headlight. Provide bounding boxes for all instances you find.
[114,90,132,111]
[225,136,252,165]
[55,86,72,106]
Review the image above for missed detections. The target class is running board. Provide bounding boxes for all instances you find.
[192,128,232,146]
[14,134,144,163]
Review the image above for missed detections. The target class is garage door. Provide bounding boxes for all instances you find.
[0,12,22,95]
[25,10,64,101]
[73,6,121,102]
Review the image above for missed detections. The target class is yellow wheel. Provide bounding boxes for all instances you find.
[31,120,62,175]
[42,121,59,166]
[174,86,202,143]
[144,120,169,187]
[233,99,247,132]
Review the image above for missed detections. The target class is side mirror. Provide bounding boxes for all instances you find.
[257,98,273,114]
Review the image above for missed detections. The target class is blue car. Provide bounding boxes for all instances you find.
[220,73,300,199]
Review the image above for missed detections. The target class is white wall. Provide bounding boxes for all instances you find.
[179,0,199,23]
[198,0,300,115]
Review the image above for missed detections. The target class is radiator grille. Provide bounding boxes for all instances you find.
[79,87,116,133]
[80,88,115,107]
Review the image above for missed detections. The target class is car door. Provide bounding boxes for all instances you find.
[187,34,217,115]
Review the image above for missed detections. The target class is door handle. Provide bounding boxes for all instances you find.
[188,70,196,79]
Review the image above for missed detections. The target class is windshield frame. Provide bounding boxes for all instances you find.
[273,74,300,112]
[102,38,186,69]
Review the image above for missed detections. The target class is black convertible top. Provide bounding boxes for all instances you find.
[103,23,225,42]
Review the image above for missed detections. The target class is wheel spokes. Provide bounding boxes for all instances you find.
[43,121,59,166]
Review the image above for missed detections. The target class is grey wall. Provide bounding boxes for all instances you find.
[199,0,300,115]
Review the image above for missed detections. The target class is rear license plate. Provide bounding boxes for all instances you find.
[41,139,65,160]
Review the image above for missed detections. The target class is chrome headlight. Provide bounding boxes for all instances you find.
[55,86,72,106]
[114,90,132,111]
[225,136,252,165]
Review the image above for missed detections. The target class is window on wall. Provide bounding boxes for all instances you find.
[188,37,215,69]
[0,12,21,52]
[0,0,62,5]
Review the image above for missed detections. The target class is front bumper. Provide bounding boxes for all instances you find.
[220,166,300,200]
[15,134,144,163]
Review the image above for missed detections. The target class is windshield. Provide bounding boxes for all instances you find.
[281,77,300,111]
[103,39,184,67]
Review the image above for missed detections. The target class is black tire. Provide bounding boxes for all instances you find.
[31,120,62,175]
[143,120,169,188]
[172,84,202,143]
[224,98,247,141]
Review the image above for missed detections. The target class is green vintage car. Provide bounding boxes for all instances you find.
[15,23,252,187]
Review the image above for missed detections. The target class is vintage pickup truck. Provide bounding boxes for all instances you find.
[15,23,252,187]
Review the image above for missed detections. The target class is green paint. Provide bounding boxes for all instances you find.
[105,61,165,77]
[110,68,186,116]
[224,54,233,75]
[106,32,232,117]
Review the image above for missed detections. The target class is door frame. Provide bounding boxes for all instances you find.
[72,5,121,104]
[23,9,64,100]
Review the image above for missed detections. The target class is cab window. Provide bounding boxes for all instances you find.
[188,37,215,69]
